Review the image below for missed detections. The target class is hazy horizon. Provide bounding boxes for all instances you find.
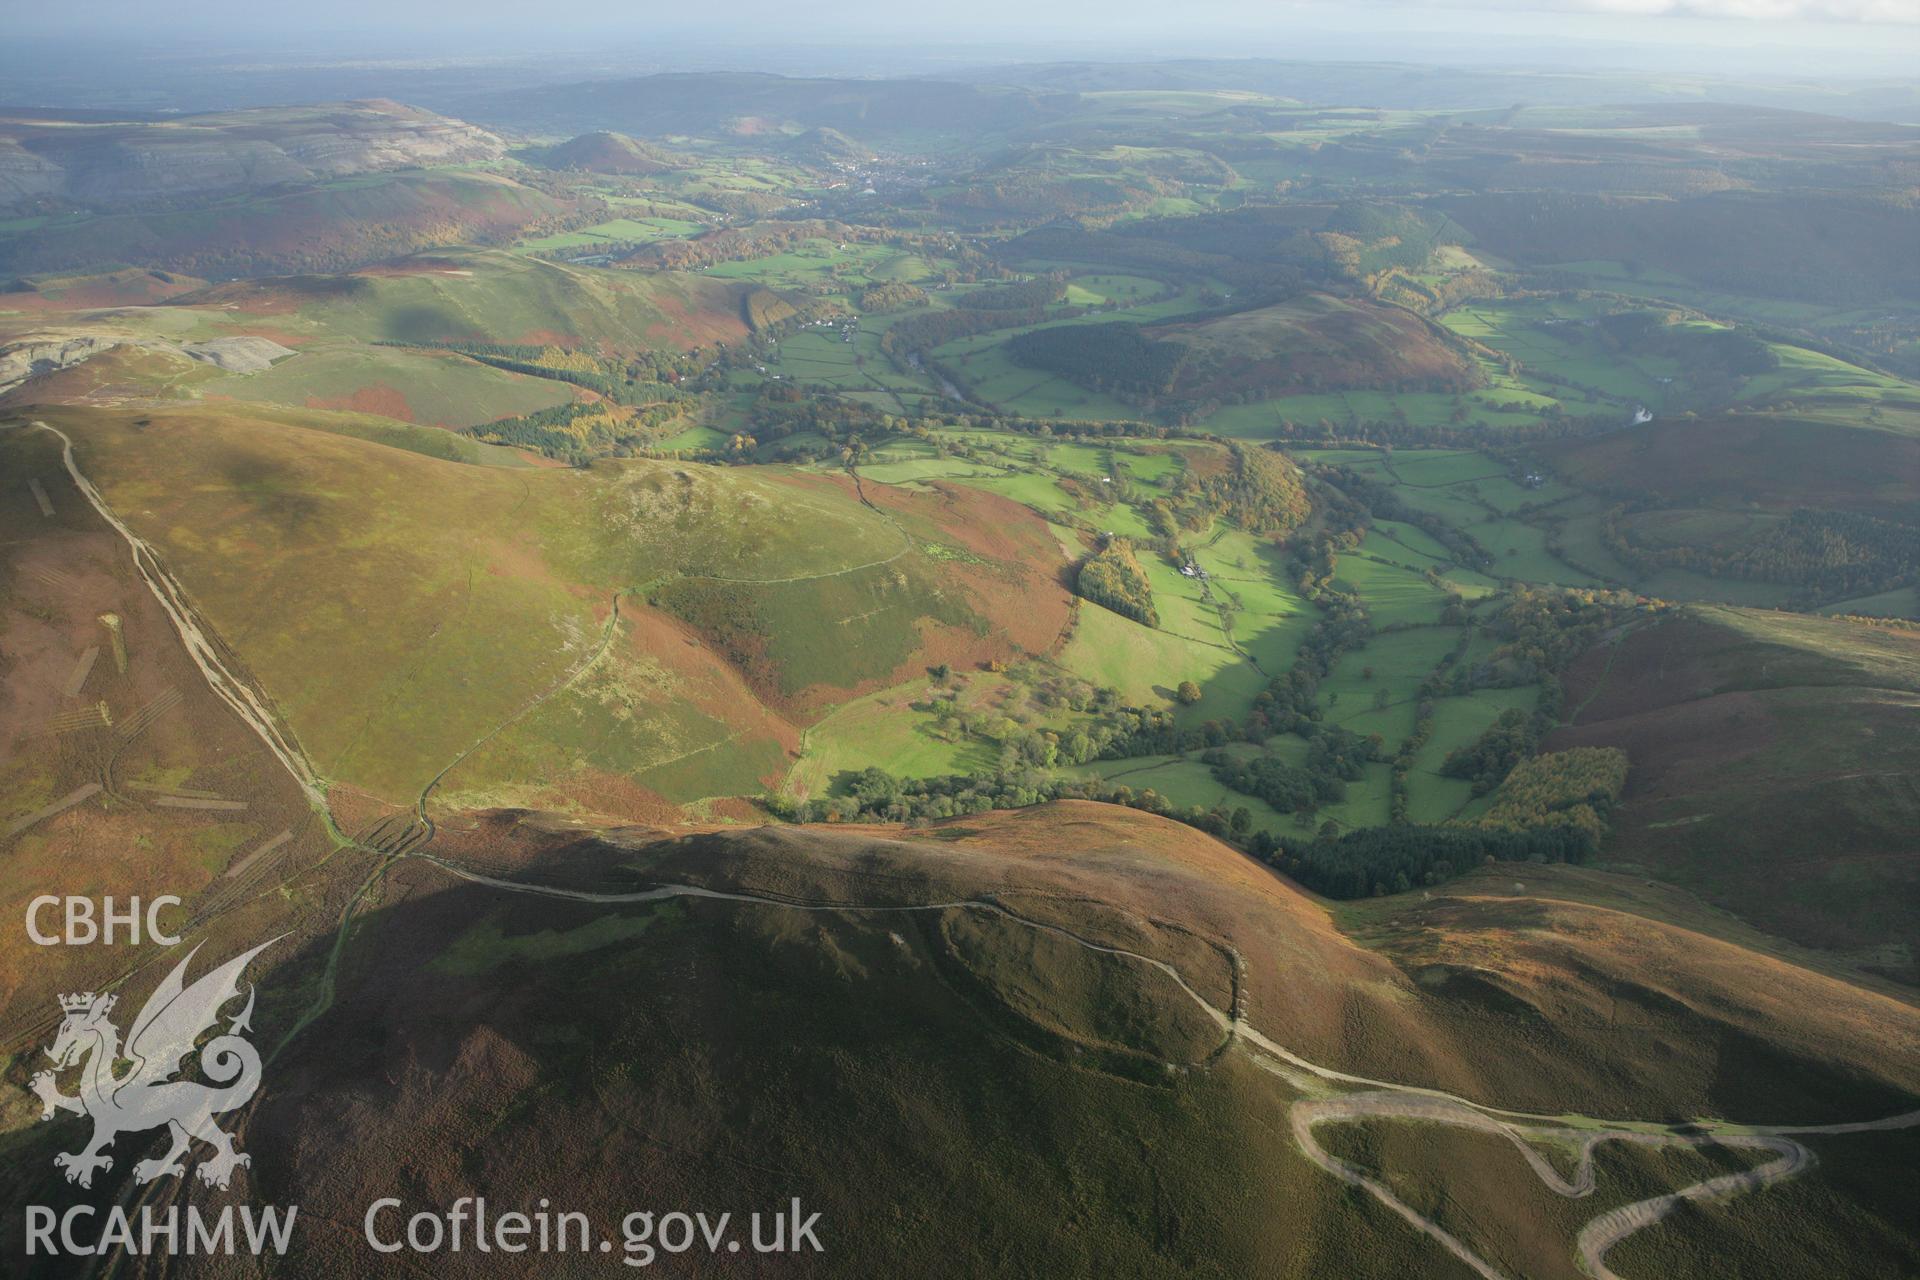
[3,0,1918,114]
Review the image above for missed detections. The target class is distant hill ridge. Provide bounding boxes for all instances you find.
[464,71,1076,142]
[0,100,505,210]
[534,130,682,175]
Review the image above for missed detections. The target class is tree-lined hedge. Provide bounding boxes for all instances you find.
[1076,540,1159,627]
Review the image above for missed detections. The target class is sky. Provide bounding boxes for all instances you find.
[12,0,1919,40]
[5,0,1917,87]
[11,0,1904,31]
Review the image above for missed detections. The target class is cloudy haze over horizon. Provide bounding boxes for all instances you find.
[3,0,1916,110]
[11,0,1920,42]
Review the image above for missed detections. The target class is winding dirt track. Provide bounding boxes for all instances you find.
[24,420,329,811]
[1288,1091,1838,1280]
[421,855,1920,1280]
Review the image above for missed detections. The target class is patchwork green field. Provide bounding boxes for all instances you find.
[700,238,960,293]
[514,215,707,253]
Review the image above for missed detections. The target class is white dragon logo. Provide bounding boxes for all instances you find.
[28,938,279,1191]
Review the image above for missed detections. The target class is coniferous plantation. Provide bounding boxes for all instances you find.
[2,7,1918,1279]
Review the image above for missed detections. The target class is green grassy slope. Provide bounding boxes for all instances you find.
[1549,608,1920,982]
[0,171,565,278]
[181,247,759,351]
[37,403,1067,814]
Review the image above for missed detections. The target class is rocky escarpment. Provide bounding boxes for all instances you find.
[0,138,66,207]
[0,335,121,390]
[0,333,295,395]
[0,101,506,211]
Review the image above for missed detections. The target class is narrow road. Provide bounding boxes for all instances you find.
[413,853,1920,1280]
[1287,1089,1858,1280]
